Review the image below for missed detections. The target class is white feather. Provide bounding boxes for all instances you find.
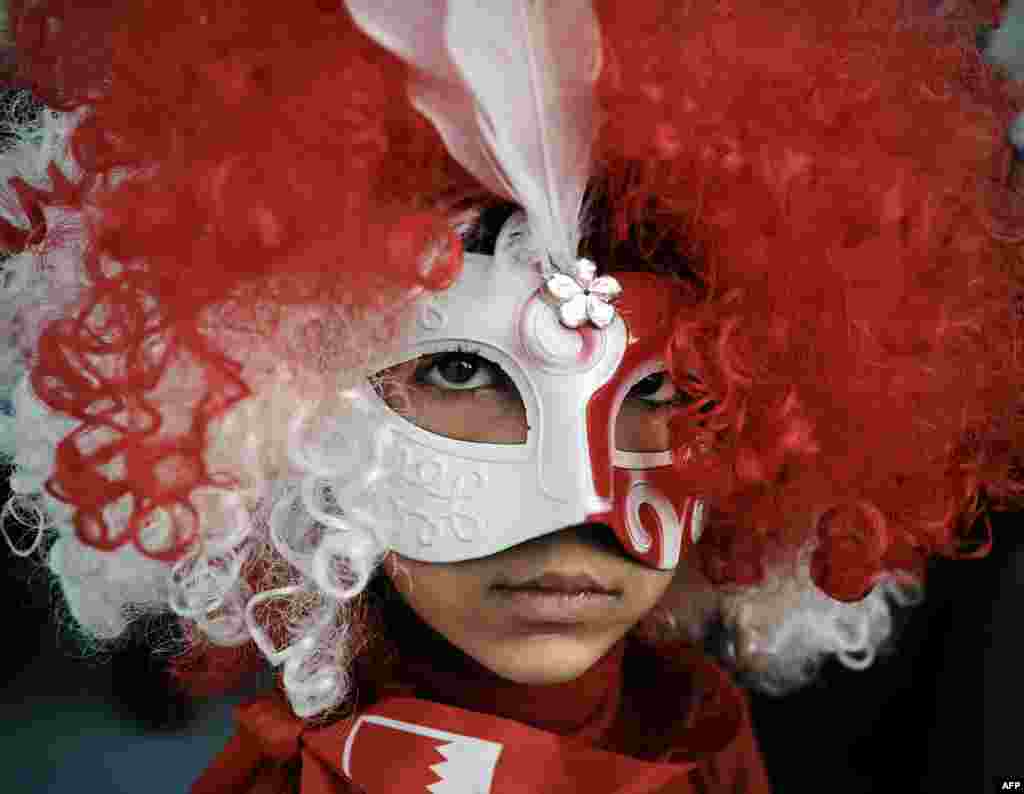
[344,0,603,272]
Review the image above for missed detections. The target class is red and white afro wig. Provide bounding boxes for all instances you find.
[1,0,1022,717]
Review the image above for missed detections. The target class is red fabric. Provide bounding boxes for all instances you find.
[191,694,360,794]
[384,625,628,741]
[192,637,770,793]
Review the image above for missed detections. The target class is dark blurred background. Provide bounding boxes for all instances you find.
[749,511,1022,794]
[0,465,275,794]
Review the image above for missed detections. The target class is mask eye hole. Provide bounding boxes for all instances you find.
[369,345,529,445]
[616,370,714,454]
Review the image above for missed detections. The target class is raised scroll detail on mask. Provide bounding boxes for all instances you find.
[520,291,605,374]
[624,481,680,558]
[690,499,705,545]
[521,291,583,363]
[366,435,489,547]
[418,296,448,332]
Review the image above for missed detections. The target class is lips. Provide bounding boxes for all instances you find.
[491,574,623,626]
[495,572,620,595]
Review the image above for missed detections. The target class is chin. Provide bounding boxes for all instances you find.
[481,632,615,685]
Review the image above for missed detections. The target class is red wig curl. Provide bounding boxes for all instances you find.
[7,0,470,562]
[593,0,1024,599]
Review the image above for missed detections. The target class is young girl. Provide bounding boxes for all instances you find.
[1,1,1022,792]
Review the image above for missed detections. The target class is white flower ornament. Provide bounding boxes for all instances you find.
[544,258,623,329]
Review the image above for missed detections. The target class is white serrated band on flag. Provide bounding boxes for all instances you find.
[343,714,504,793]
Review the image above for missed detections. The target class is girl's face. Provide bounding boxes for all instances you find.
[383,527,675,685]
[377,348,680,684]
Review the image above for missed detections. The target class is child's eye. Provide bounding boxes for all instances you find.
[627,372,686,408]
[416,351,508,392]
[419,359,695,408]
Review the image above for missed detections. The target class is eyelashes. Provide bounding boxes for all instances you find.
[415,346,690,409]
[414,345,513,395]
[628,371,686,408]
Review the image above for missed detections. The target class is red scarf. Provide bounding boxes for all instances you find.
[191,631,771,793]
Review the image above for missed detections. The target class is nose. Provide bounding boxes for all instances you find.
[568,522,635,558]
[531,522,630,558]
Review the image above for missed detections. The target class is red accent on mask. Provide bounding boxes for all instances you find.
[585,272,701,568]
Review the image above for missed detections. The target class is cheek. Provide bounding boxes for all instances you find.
[615,402,672,452]
[443,398,526,443]
[385,555,486,626]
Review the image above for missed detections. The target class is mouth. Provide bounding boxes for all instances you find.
[492,571,621,596]
[491,573,623,626]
